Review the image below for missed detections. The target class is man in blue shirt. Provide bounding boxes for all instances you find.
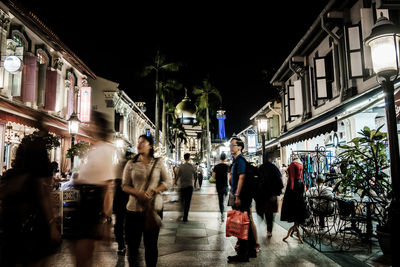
[227,137,256,263]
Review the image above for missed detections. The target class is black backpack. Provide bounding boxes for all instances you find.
[235,157,260,201]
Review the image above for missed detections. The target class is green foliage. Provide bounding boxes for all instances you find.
[66,142,91,159]
[337,126,391,227]
[21,131,60,150]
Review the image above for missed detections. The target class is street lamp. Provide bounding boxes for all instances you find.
[257,116,268,164]
[68,112,80,170]
[365,14,400,262]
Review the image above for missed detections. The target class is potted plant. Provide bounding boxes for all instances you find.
[66,142,91,159]
[336,126,391,255]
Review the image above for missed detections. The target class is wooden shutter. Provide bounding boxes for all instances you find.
[284,91,289,122]
[314,57,332,99]
[293,80,303,116]
[21,56,37,102]
[270,115,280,138]
[79,87,91,122]
[346,24,364,78]
[45,70,57,111]
[37,64,47,106]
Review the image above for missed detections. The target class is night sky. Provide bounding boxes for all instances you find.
[18,0,329,137]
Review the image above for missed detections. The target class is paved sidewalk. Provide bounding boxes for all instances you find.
[48,180,342,266]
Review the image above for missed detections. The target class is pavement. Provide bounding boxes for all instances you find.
[47,180,391,267]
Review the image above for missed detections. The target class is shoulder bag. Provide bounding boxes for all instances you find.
[142,158,162,230]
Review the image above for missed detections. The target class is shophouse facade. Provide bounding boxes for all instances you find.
[267,0,399,187]
[0,1,96,174]
[89,76,157,155]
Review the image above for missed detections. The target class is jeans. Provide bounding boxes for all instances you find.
[217,187,228,214]
[180,186,193,220]
[125,211,162,267]
[114,210,126,249]
[262,212,274,232]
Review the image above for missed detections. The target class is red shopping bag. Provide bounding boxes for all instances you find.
[225,210,250,240]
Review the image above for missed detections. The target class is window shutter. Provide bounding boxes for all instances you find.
[284,91,289,122]
[293,80,303,116]
[271,115,280,138]
[21,56,37,102]
[67,86,74,118]
[37,64,47,106]
[45,70,57,111]
[314,57,332,99]
[79,87,91,122]
[346,24,364,78]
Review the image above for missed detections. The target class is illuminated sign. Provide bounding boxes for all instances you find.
[80,87,91,122]
[4,56,23,73]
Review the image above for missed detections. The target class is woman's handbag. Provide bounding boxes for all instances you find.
[225,210,250,240]
[142,158,162,230]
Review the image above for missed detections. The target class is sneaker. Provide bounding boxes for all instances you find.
[227,255,249,263]
[221,214,225,222]
[255,243,261,253]
[267,232,272,238]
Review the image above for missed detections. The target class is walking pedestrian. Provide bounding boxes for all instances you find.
[122,134,170,267]
[196,165,203,189]
[175,153,196,222]
[227,137,256,263]
[256,153,284,238]
[113,151,131,255]
[0,125,61,267]
[281,153,308,243]
[212,153,229,221]
[70,111,116,267]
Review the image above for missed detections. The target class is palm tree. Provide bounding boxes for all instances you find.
[142,50,182,150]
[193,79,222,172]
[159,79,183,155]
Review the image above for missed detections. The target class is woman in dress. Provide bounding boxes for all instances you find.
[280,153,308,243]
[122,134,170,267]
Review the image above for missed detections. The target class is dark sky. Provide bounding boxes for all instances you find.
[19,0,329,137]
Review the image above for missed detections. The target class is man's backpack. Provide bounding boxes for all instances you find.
[235,157,260,202]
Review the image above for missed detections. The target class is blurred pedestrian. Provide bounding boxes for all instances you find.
[0,125,61,266]
[113,151,130,255]
[70,111,116,267]
[256,153,284,238]
[122,134,170,267]
[175,153,196,222]
[281,153,307,243]
[212,153,229,221]
[196,165,203,189]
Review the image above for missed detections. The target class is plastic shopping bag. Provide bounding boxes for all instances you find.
[225,210,250,240]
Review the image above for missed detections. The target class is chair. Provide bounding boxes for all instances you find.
[335,198,367,250]
[61,189,80,237]
[303,195,337,251]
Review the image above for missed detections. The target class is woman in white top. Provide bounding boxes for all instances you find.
[122,134,170,267]
[70,111,116,267]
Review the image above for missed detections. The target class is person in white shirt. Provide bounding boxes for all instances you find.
[306,175,334,229]
[70,111,116,267]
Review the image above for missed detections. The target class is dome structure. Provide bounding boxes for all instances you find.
[175,89,197,125]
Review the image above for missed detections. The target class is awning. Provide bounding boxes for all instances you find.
[266,85,384,149]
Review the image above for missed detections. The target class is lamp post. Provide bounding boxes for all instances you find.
[365,14,400,262]
[68,112,80,171]
[257,116,268,164]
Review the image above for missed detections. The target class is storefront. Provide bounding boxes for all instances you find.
[0,97,93,175]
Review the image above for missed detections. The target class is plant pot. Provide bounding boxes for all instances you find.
[376,229,391,255]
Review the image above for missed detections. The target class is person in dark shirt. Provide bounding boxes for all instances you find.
[212,153,229,221]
